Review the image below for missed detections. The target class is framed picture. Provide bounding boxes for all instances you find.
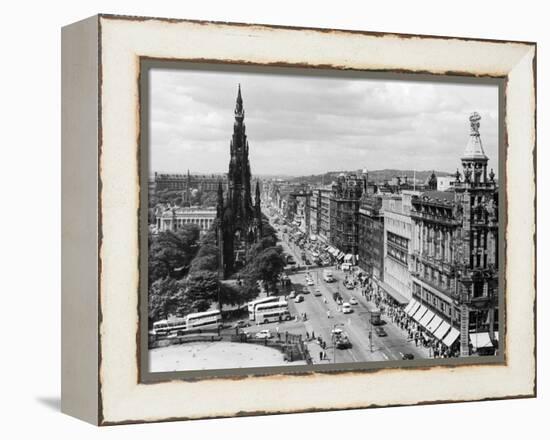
[61,14,536,425]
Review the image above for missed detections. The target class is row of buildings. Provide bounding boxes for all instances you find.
[265,113,499,356]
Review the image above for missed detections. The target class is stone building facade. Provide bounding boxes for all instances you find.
[358,195,384,281]
[156,207,217,234]
[329,174,364,257]
[409,112,499,356]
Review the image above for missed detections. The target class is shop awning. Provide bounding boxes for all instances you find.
[433,321,451,341]
[404,299,417,315]
[419,309,435,328]
[469,332,496,349]
[406,300,421,317]
[344,254,353,262]
[379,281,410,306]
[426,315,443,334]
[412,304,428,322]
[337,252,345,260]
[442,327,460,347]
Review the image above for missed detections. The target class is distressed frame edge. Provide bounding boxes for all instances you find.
[61,14,101,425]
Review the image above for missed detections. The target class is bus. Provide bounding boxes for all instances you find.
[248,296,278,320]
[151,310,221,336]
[151,317,187,336]
[186,310,222,331]
[254,300,291,324]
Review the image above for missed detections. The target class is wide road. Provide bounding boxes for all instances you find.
[261,212,429,364]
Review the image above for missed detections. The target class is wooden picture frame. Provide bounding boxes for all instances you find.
[61,14,536,425]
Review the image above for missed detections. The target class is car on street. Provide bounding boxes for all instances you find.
[331,328,343,337]
[345,281,354,289]
[255,329,272,339]
[288,291,296,299]
[374,326,387,337]
[294,294,304,303]
[335,334,352,349]
[349,297,358,305]
[233,320,248,329]
[302,287,310,295]
[314,288,322,296]
[307,279,314,286]
[402,353,415,360]
[342,302,352,314]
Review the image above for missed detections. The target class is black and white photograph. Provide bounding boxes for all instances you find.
[145,66,501,374]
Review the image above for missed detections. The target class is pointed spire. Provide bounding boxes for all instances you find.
[235,83,244,117]
[255,180,261,203]
[216,181,224,218]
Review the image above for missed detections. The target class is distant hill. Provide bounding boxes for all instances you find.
[285,169,453,186]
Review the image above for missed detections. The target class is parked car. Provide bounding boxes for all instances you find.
[314,288,322,297]
[349,297,358,305]
[302,287,310,295]
[402,353,415,360]
[307,279,314,286]
[342,302,352,314]
[294,294,304,303]
[255,329,272,339]
[375,327,387,337]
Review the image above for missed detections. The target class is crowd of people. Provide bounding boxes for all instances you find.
[341,266,461,359]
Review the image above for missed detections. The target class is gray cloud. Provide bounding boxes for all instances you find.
[148,67,498,176]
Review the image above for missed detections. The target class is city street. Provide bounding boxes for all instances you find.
[245,213,430,365]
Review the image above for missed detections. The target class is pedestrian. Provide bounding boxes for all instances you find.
[306,331,309,340]
[319,351,322,361]
[327,310,331,319]
[312,331,315,339]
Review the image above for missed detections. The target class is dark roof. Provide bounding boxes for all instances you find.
[418,190,455,203]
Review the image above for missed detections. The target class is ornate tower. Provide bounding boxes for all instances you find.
[453,112,499,356]
[216,85,262,278]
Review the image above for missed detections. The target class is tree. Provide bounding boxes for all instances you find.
[148,276,190,325]
[185,270,220,312]
[148,224,201,285]
[242,246,286,294]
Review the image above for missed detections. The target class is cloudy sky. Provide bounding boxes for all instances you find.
[148,66,499,177]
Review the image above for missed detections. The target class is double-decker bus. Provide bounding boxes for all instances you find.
[151,310,221,336]
[254,300,291,324]
[186,309,222,331]
[248,296,277,320]
[151,316,187,336]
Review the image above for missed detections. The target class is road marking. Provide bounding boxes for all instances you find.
[399,351,404,357]
[381,352,389,360]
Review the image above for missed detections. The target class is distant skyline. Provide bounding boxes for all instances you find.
[148,67,499,176]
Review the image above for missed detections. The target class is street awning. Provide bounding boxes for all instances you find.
[344,254,353,262]
[442,327,460,347]
[426,315,443,334]
[404,299,416,315]
[419,309,435,328]
[433,321,451,341]
[469,332,496,349]
[379,281,409,306]
[406,299,421,317]
[337,252,345,261]
[412,305,428,322]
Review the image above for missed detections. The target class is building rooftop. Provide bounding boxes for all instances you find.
[417,190,455,204]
